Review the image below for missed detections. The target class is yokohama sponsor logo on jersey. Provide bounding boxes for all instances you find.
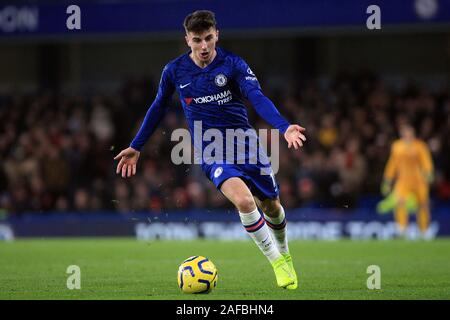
[192,90,232,104]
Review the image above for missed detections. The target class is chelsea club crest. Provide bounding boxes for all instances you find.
[214,74,227,87]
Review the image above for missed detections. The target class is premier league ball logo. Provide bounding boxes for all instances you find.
[215,74,227,87]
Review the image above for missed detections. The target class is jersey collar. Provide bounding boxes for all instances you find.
[186,47,223,72]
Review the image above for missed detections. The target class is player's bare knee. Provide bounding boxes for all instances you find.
[260,198,281,217]
[236,195,257,213]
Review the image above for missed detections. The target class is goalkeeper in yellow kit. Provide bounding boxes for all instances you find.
[380,122,434,236]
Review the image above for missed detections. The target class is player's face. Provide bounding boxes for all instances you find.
[185,27,219,64]
[400,125,415,141]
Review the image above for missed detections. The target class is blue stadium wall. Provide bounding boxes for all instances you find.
[1,206,449,241]
[1,0,450,38]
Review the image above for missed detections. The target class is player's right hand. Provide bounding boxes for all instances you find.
[114,147,140,178]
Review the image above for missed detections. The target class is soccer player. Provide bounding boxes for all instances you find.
[381,122,434,237]
[114,10,306,289]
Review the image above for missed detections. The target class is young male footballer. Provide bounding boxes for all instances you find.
[114,10,306,289]
[381,122,434,237]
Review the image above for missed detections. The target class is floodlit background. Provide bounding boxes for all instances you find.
[0,0,449,240]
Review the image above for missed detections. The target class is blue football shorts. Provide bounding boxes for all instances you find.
[202,162,280,201]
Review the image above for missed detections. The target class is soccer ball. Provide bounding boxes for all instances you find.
[177,255,218,294]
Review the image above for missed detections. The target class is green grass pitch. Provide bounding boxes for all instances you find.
[1,238,449,300]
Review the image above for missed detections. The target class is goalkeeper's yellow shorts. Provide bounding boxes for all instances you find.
[394,181,429,205]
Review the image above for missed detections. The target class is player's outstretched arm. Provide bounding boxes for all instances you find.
[381,143,397,195]
[246,90,306,149]
[234,58,306,150]
[114,147,140,178]
[284,124,306,150]
[114,64,173,179]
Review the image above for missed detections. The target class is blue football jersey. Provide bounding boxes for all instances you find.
[130,47,290,166]
[166,47,260,133]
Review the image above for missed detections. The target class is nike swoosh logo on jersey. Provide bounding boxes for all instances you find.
[180,83,191,89]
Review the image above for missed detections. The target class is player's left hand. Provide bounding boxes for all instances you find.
[284,124,306,150]
[381,179,392,196]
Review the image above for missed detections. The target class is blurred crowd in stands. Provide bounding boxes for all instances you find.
[1,70,449,214]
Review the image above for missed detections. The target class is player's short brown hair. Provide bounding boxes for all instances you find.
[183,10,217,33]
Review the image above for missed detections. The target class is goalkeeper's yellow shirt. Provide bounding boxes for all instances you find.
[383,139,433,186]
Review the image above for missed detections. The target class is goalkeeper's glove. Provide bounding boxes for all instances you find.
[381,180,392,196]
[426,172,434,184]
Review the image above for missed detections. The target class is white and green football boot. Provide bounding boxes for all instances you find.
[282,252,298,290]
[271,256,295,288]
